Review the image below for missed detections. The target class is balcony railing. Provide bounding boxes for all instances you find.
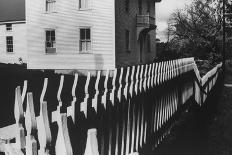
[137,15,156,28]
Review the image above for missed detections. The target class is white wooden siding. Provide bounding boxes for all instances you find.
[26,0,115,70]
[0,23,27,64]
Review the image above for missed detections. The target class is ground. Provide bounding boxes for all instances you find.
[152,63,232,155]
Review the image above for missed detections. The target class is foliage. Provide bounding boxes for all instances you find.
[166,0,223,60]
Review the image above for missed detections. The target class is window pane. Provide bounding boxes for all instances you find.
[81,41,86,51]
[80,29,85,39]
[46,31,51,41]
[6,36,13,52]
[51,31,55,41]
[86,41,91,51]
[86,29,90,39]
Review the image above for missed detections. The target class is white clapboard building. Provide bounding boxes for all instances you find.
[0,0,161,70]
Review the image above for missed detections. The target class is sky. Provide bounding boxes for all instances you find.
[156,0,193,42]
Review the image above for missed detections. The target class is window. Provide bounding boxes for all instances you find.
[6,24,12,31]
[125,30,130,52]
[6,36,13,53]
[147,0,150,13]
[138,0,142,14]
[45,30,56,54]
[46,0,56,12]
[79,0,90,9]
[80,28,91,52]
[125,0,130,12]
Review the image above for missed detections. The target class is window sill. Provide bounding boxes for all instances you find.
[44,52,57,55]
[6,52,15,54]
[5,30,13,32]
[79,51,93,54]
[44,11,58,14]
[78,8,92,11]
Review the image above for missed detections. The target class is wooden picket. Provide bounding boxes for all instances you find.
[0,58,222,155]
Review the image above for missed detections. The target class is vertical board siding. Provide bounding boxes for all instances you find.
[0,23,27,64]
[26,0,115,70]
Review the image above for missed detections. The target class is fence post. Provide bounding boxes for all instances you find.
[80,72,91,118]
[37,78,51,155]
[14,86,26,150]
[25,93,38,155]
[92,71,101,113]
[67,73,78,123]
[55,114,73,155]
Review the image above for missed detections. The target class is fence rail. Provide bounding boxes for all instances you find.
[0,57,222,155]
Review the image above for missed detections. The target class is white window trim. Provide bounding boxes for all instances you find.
[79,27,92,54]
[44,28,57,55]
[6,36,14,53]
[78,0,92,11]
[45,0,57,13]
[6,24,12,31]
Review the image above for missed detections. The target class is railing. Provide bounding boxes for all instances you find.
[137,15,156,28]
[0,58,222,155]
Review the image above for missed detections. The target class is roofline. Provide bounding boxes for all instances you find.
[0,20,26,25]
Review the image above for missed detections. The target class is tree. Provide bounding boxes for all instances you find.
[167,0,223,59]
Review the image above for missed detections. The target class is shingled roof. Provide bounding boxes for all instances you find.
[0,0,25,22]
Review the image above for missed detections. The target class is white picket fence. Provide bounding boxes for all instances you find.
[0,57,222,155]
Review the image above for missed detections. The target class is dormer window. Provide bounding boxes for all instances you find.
[6,23,12,31]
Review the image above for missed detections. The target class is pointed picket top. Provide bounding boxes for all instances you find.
[21,80,28,105]
[81,72,91,118]
[101,70,109,109]
[117,67,124,102]
[143,64,148,91]
[129,66,135,97]
[135,65,140,95]
[84,129,100,155]
[40,78,48,105]
[154,63,158,86]
[123,67,130,99]
[147,64,152,89]
[25,93,37,136]
[57,75,64,107]
[139,65,144,93]
[110,69,117,105]
[72,74,78,99]
[157,62,161,85]
[151,63,155,88]
[92,71,101,113]
[37,101,52,155]
[67,73,78,123]
[55,114,73,155]
[14,86,24,124]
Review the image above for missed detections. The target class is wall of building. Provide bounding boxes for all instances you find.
[0,22,27,64]
[115,0,157,67]
[26,0,115,70]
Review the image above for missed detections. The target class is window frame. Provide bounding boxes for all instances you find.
[45,0,57,13]
[6,23,12,31]
[78,0,91,10]
[45,29,56,54]
[6,36,14,53]
[79,27,92,53]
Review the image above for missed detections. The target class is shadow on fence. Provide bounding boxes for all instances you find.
[0,58,222,155]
